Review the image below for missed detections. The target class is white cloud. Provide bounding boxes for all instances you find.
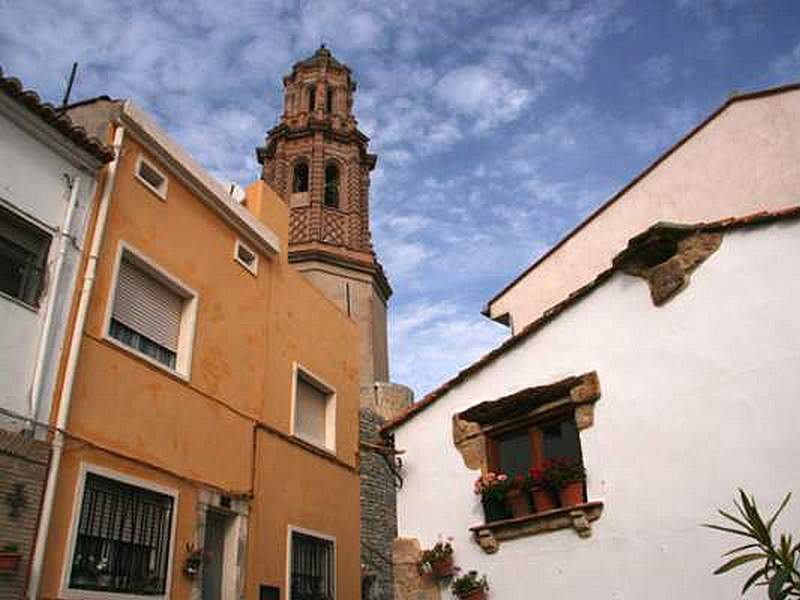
[434,65,531,132]
[771,41,800,81]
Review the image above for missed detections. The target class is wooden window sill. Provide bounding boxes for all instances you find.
[469,500,604,554]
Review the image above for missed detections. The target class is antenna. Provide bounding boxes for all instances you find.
[61,62,78,110]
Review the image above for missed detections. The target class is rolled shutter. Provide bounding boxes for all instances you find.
[113,258,182,351]
[294,376,328,445]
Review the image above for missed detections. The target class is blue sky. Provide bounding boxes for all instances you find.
[2,0,798,397]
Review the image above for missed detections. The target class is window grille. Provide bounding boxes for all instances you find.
[291,531,334,600]
[69,472,174,595]
[0,206,50,307]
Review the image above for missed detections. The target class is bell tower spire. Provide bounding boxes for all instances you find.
[257,46,391,385]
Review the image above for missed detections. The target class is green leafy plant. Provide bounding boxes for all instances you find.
[704,489,800,598]
[420,537,453,567]
[542,458,585,489]
[450,569,488,597]
[473,472,512,503]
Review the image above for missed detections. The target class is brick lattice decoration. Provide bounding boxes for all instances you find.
[0,428,50,600]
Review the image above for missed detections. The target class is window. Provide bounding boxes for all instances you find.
[0,205,50,307]
[108,247,197,376]
[135,154,168,199]
[234,240,258,275]
[292,366,336,452]
[326,87,334,113]
[456,372,602,548]
[323,165,339,208]
[68,471,175,596]
[489,412,583,488]
[307,85,317,112]
[290,530,335,600]
[293,162,309,193]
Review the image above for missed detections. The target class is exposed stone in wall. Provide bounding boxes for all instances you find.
[615,227,723,305]
[360,408,399,600]
[392,538,440,600]
[452,415,485,471]
[361,383,414,421]
[0,429,49,600]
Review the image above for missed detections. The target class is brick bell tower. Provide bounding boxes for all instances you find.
[257,45,391,385]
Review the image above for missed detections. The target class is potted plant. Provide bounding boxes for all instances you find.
[183,543,208,577]
[474,472,512,522]
[419,536,454,579]
[0,543,21,572]
[526,467,558,512]
[543,458,586,507]
[451,569,489,600]
[505,474,533,518]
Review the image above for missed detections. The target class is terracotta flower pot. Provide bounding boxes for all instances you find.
[530,486,559,512]
[558,480,584,507]
[0,552,22,572]
[430,554,455,579]
[506,487,532,518]
[458,587,487,600]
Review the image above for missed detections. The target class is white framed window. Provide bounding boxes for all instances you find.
[0,203,51,308]
[291,364,336,453]
[105,243,198,378]
[135,154,168,200]
[234,239,258,275]
[61,463,178,600]
[287,526,336,600]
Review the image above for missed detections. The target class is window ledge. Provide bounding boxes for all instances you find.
[469,500,604,554]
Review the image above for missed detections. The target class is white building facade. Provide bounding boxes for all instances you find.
[389,211,800,599]
[484,84,800,333]
[0,72,111,429]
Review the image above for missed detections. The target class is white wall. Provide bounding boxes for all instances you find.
[395,220,800,599]
[0,109,98,427]
[490,89,800,331]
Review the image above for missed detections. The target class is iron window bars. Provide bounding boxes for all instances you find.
[69,472,174,595]
[291,531,334,600]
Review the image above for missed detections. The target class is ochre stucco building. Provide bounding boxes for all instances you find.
[31,95,364,599]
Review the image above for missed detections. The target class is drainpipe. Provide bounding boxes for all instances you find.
[28,174,81,427]
[27,124,125,600]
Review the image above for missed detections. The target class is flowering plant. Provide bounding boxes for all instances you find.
[420,536,454,567]
[542,458,585,489]
[450,569,489,597]
[473,472,512,503]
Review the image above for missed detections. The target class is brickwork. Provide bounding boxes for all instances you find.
[360,408,397,600]
[0,429,50,600]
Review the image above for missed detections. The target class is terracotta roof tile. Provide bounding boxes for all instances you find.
[0,66,114,164]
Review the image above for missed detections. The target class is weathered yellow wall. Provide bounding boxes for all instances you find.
[41,132,361,598]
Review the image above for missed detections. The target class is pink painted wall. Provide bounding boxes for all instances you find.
[489,88,800,331]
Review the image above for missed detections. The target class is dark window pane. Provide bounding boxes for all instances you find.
[495,430,532,477]
[0,208,50,306]
[542,419,581,464]
[110,319,177,369]
[293,163,309,193]
[324,165,339,208]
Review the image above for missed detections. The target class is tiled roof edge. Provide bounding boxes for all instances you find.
[0,66,114,164]
[383,203,800,432]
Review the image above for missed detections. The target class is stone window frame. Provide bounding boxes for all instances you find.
[453,371,603,553]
